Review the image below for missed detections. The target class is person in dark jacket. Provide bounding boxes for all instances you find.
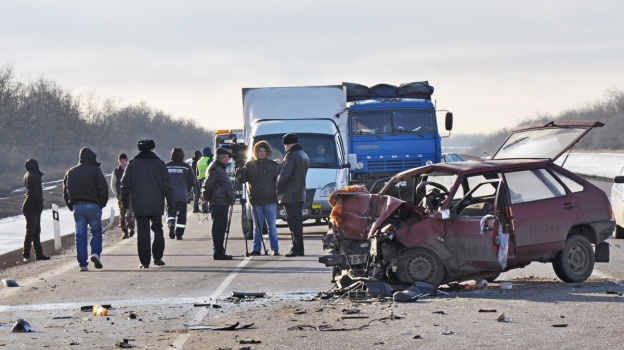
[240,141,280,256]
[121,139,174,269]
[202,147,235,260]
[191,150,202,213]
[22,158,50,262]
[111,153,135,239]
[276,133,309,257]
[166,148,195,240]
[63,148,109,271]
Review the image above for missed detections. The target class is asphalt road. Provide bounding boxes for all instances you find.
[0,177,622,349]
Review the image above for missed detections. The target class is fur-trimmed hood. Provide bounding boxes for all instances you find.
[252,140,273,160]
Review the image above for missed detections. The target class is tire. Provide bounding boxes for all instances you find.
[396,248,446,288]
[614,225,624,239]
[552,235,594,283]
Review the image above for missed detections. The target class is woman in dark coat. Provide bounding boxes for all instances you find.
[22,158,50,262]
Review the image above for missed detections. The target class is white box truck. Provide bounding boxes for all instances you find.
[241,85,355,237]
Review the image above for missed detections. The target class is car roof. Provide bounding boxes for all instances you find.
[396,158,552,178]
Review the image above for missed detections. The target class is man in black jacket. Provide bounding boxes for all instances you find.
[166,148,195,240]
[122,139,174,269]
[22,158,50,262]
[191,150,202,213]
[276,133,309,257]
[111,153,135,239]
[202,147,235,260]
[63,148,109,271]
[240,141,280,256]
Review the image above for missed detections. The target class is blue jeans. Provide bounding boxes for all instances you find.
[73,202,102,268]
[252,203,279,252]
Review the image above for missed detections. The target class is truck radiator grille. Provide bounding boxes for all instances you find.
[368,159,422,171]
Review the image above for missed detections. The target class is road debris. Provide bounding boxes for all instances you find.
[10,319,33,333]
[496,312,512,322]
[478,309,497,313]
[184,322,254,331]
[552,324,568,328]
[606,290,622,296]
[239,339,261,344]
[115,338,133,348]
[1,278,19,287]
[230,291,266,298]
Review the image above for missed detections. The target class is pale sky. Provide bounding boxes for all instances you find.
[2,0,623,134]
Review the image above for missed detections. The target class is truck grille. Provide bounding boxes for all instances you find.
[367,159,422,171]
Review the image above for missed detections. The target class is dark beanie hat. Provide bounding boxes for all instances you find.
[118,153,128,160]
[202,146,213,157]
[194,150,202,158]
[138,139,156,151]
[171,148,184,161]
[216,147,231,156]
[282,133,298,145]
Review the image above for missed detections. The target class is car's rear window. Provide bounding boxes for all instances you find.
[504,169,566,204]
[551,169,584,193]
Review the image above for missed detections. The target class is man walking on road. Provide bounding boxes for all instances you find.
[240,141,280,256]
[276,133,309,257]
[111,153,135,239]
[166,148,195,240]
[63,148,109,271]
[22,158,50,262]
[202,147,235,260]
[121,139,174,269]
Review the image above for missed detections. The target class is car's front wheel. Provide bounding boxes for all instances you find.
[396,248,446,287]
[552,235,594,283]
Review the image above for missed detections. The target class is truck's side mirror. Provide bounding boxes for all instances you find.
[347,154,358,171]
[445,112,453,131]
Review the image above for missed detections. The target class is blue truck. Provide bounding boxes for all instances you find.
[343,81,453,190]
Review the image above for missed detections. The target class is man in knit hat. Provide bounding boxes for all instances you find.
[112,153,135,239]
[276,133,309,257]
[122,139,174,269]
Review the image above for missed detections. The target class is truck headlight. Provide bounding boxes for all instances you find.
[320,182,337,197]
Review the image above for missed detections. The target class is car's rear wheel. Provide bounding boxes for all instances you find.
[615,225,624,239]
[396,248,446,287]
[552,235,594,283]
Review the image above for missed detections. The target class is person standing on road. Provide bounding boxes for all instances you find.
[191,150,202,213]
[196,146,213,214]
[21,158,50,262]
[121,139,174,269]
[202,147,235,260]
[111,153,135,239]
[63,148,109,271]
[240,141,280,256]
[166,148,195,240]
[276,133,309,257]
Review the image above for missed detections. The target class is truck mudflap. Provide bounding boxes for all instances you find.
[595,242,609,263]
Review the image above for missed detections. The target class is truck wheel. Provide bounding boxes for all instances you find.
[552,235,594,283]
[397,248,445,288]
[615,225,624,239]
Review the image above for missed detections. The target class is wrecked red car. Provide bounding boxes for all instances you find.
[320,121,615,288]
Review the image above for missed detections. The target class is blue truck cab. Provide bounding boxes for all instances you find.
[344,82,453,190]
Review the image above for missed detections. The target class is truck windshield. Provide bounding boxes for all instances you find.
[251,133,339,169]
[351,108,435,135]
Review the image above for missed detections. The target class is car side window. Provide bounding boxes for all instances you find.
[504,169,566,204]
[551,169,584,193]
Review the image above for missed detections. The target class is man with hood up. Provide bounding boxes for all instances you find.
[239,141,280,256]
[22,158,50,262]
[63,148,109,271]
[121,139,174,269]
[166,148,195,240]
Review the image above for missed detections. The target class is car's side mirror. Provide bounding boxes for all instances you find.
[614,176,624,184]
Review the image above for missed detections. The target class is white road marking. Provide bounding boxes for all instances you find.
[169,257,251,350]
